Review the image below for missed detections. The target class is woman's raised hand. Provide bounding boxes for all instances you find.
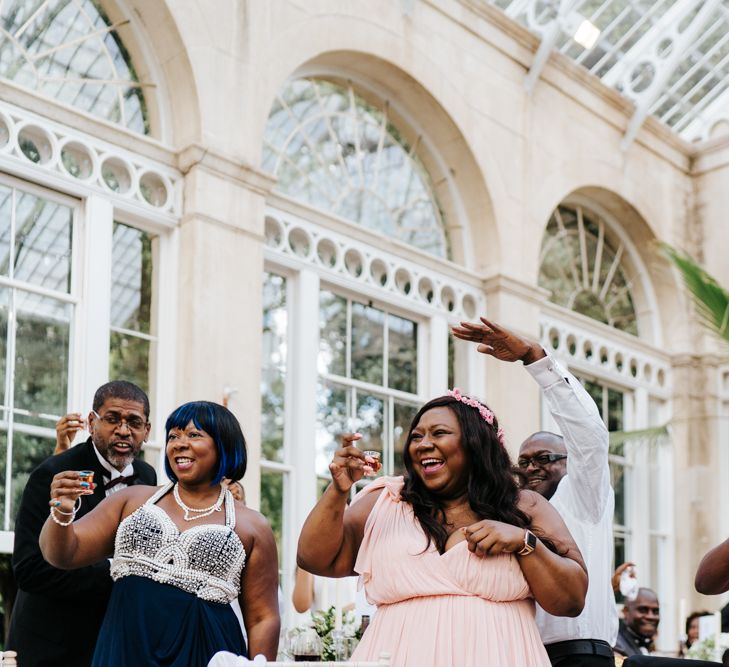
[49,471,95,512]
[329,433,374,493]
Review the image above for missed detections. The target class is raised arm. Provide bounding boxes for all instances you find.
[238,509,281,660]
[695,537,729,595]
[463,490,587,617]
[13,466,112,599]
[452,317,610,521]
[297,433,381,577]
[39,471,141,569]
[54,413,85,455]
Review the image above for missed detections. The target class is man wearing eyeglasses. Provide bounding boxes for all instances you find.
[8,380,157,667]
[453,318,616,667]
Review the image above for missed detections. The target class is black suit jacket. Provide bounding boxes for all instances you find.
[7,439,157,667]
[614,619,652,658]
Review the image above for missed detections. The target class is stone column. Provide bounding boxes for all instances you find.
[175,147,275,509]
[671,353,724,613]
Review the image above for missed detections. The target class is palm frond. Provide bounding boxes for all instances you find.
[662,243,729,344]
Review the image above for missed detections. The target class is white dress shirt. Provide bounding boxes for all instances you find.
[525,354,618,646]
[92,443,135,496]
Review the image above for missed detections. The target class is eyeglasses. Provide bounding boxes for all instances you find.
[517,453,567,469]
[92,410,147,432]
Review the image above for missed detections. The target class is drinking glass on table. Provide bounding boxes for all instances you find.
[289,627,322,662]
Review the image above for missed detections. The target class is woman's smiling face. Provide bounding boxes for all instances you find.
[407,406,469,497]
[166,420,218,484]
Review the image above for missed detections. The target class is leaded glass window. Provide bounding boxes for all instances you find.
[0,0,150,134]
[539,204,638,335]
[580,376,630,585]
[109,222,155,392]
[317,289,420,488]
[262,78,448,258]
[0,179,75,530]
[260,271,290,572]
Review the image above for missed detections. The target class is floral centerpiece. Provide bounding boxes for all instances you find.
[686,632,729,661]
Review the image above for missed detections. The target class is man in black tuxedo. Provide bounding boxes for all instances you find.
[7,380,157,667]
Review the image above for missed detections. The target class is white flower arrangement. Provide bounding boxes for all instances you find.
[285,607,359,660]
[686,632,729,661]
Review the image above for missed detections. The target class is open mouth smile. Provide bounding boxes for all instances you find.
[420,458,445,475]
[174,456,194,471]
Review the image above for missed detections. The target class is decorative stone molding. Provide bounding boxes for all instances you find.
[540,312,671,396]
[264,205,483,320]
[177,144,276,197]
[0,101,181,225]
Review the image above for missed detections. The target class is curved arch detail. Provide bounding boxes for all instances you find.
[249,42,501,270]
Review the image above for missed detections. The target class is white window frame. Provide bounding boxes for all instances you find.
[0,173,81,543]
[262,201,484,628]
[0,102,182,550]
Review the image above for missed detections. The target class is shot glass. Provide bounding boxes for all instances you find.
[78,470,95,495]
[362,451,382,477]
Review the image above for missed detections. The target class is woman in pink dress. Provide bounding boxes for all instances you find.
[298,387,587,666]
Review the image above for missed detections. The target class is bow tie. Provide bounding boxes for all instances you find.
[103,474,138,491]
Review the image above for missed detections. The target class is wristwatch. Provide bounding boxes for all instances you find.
[517,529,537,556]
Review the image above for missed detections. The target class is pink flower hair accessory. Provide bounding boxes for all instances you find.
[447,388,506,446]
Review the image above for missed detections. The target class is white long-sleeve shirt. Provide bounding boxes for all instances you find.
[525,354,618,646]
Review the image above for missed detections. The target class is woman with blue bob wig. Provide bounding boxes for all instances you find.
[164,400,247,486]
[39,400,280,666]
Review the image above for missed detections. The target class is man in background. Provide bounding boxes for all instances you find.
[615,588,660,658]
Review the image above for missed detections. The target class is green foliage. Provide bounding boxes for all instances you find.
[663,244,729,344]
[310,606,358,661]
[259,471,283,567]
[687,633,729,660]
[311,607,336,660]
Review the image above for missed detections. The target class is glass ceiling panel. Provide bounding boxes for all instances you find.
[485,0,729,141]
[0,0,150,134]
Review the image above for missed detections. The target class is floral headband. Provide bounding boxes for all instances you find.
[447,387,506,446]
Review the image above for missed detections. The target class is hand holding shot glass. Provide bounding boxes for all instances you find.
[362,450,382,477]
[48,470,97,512]
[78,470,95,495]
[329,432,383,494]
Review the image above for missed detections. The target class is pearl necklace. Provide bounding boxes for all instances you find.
[173,483,226,521]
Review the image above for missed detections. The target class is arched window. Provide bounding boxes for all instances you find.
[0,0,150,134]
[539,204,638,336]
[262,78,448,258]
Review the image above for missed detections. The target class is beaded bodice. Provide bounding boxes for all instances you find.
[111,482,246,603]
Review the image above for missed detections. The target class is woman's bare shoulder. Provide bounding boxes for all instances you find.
[516,488,546,513]
[113,484,165,514]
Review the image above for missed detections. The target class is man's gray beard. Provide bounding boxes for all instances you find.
[107,450,136,471]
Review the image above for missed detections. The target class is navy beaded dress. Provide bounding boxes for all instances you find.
[92,483,247,666]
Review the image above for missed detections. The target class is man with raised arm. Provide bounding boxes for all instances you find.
[7,380,157,667]
[453,318,617,667]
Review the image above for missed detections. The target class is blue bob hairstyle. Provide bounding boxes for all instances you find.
[164,401,247,485]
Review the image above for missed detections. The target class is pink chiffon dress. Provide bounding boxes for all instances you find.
[350,477,551,667]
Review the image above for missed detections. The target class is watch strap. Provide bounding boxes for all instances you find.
[518,529,537,556]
